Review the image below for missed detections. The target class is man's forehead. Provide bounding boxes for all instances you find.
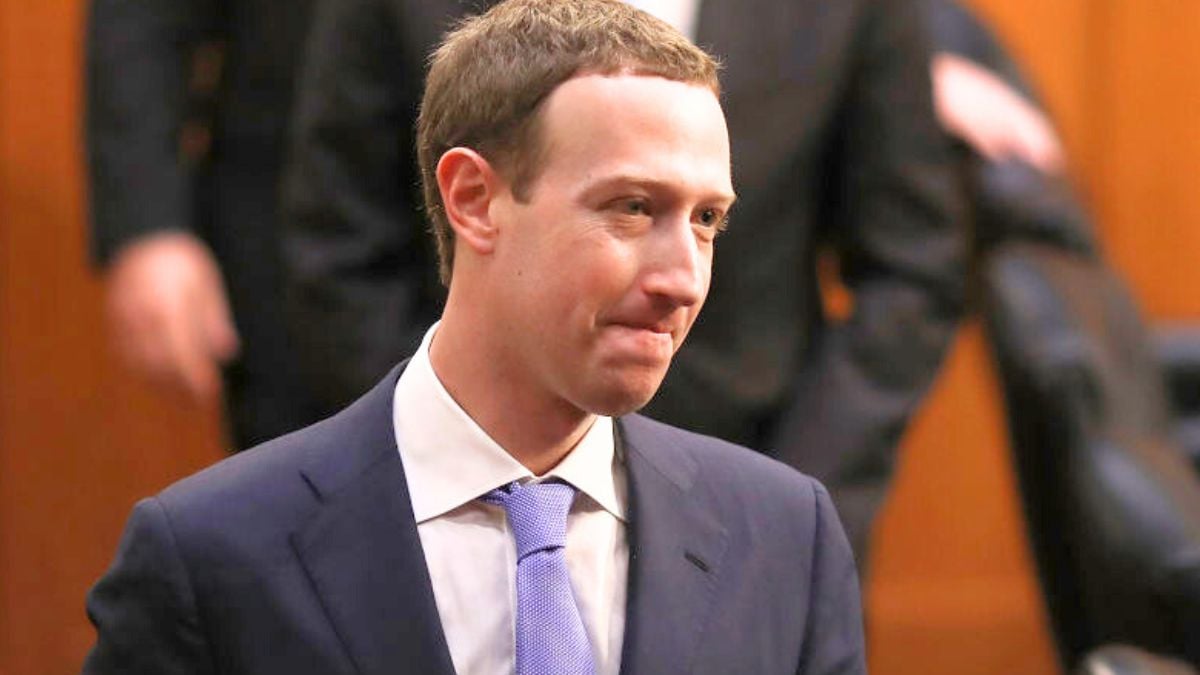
[491,71,730,202]
[539,73,726,137]
[542,75,726,145]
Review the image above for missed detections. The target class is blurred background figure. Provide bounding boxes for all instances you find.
[926,0,1200,670]
[284,0,967,575]
[928,0,1066,177]
[86,0,324,448]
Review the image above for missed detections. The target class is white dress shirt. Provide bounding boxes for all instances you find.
[393,324,629,675]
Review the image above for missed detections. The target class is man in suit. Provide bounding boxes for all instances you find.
[284,0,967,565]
[84,1,865,672]
[86,0,324,448]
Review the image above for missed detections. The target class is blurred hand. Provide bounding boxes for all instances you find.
[105,232,240,403]
[932,53,1065,174]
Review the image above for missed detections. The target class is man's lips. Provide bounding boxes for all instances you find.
[601,319,682,360]
[611,320,674,334]
[594,317,687,367]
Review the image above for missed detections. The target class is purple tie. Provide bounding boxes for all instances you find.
[484,481,596,675]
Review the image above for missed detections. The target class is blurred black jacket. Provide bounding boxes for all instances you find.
[86,0,322,446]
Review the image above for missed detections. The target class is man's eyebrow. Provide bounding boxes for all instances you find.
[581,174,737,205]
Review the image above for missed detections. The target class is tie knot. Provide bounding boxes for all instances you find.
[484,481,576,560]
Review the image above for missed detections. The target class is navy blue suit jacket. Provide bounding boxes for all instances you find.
[84,363,865,674]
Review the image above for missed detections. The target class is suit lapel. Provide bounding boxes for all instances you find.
[290,364,456,675]
[284,368,729,674]
[618,416,730,675]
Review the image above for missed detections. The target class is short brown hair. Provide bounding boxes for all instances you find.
[417,0,721,284]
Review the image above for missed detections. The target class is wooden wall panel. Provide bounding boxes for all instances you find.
[0,1,225,672]
[1086,1,1200,320]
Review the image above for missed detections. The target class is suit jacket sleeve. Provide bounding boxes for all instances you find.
[84,498,215,675]
[772,0,967,554]
[922,0,1036,101]
[85,0,220,264]
[797,483,867,675]
[281,0,438,410]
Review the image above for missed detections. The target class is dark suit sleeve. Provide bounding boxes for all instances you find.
[281,0,438,410]
[85,0,220,264]
[84,498,215,674]
[922,0,1036,101]
[796,483,867,675]
[772,0,967,560]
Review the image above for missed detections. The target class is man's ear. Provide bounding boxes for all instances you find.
[437,147,502,256]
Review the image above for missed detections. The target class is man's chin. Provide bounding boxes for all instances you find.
[577,376,665,418]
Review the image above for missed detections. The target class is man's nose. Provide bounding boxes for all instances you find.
[640,219,709,307]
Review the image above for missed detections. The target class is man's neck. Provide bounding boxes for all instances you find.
[429,310,596,476]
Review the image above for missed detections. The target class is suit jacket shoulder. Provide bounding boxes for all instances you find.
[86,370,864,675]
[86,365,457,675]
[617,414,866,675]
[622,412,830,530]
[149,376,389,550]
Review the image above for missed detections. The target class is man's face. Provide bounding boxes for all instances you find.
[488,73,734,417]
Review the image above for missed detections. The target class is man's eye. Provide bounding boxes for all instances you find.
[697,208,727,229]
[622,199,649,216]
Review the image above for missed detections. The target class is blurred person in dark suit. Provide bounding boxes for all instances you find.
[84,3,865,671]
[86,0,324,448]
[284,0,968,568]
[925,0,1066,178]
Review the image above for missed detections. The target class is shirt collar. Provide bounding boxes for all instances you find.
[393,323,626,524]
